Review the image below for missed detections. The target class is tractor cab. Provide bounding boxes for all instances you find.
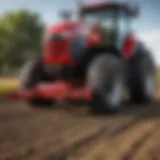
[80,2,138,49]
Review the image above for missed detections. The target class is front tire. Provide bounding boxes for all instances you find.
[20,58,53,107]
[87,54,126,113]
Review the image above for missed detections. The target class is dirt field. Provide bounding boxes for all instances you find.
[0,101,159,160]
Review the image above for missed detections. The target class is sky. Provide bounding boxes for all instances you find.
[0,0,160,65]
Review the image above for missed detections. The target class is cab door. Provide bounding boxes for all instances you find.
[117,10,130,49]
[117,9,136,60]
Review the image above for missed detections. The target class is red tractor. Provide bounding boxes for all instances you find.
[18,1,156,113]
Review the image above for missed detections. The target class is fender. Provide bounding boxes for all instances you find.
[122,35,137,61]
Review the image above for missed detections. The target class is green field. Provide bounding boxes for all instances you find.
[0,78,20,94]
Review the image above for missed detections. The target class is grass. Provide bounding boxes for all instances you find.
[0,78,20,95]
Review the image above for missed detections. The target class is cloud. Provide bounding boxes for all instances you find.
[136,30,160,66]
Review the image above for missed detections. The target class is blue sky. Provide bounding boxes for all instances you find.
[0,0,160,64]
[0,0,159,30]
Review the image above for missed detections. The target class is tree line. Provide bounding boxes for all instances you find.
[0,9,45,75]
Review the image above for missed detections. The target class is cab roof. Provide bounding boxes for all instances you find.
[81,2,138,16]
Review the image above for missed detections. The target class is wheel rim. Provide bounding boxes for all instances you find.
[105,75,124,108]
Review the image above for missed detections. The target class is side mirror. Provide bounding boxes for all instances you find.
[129,5,139,18]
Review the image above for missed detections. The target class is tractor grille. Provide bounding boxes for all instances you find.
[50,41,68,56]
[46,34,69,57]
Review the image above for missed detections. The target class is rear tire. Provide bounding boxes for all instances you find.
[20,58,53,107]
[87,54,126,113]
[129,49,156,104]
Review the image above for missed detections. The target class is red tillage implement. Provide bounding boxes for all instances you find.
[5,82,92,101]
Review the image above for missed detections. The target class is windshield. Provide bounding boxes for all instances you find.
[82,9,117,30]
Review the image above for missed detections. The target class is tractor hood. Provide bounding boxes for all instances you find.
[46,20,83,37]
[43,20,104,65]
[45,20,102,39]
[45,20,103,48]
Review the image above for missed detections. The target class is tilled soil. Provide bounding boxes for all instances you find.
[0,101,159,160]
